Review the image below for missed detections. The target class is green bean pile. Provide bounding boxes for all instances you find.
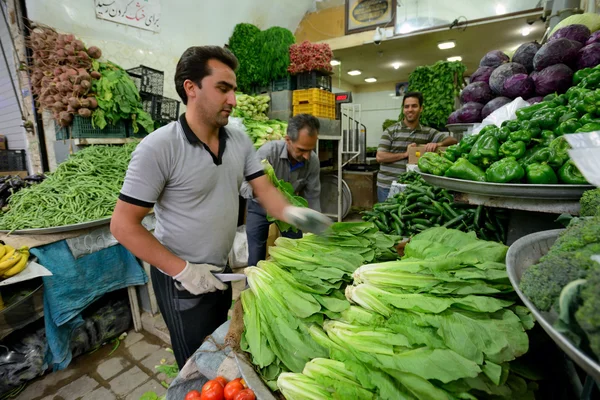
[0,142,138,231]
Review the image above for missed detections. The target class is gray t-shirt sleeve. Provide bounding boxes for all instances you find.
[242,133,265,181]
[305,153,321,212]
[120,135,170,205]
[239,141,271,199]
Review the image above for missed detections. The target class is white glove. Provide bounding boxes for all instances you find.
[283,206,332,235]
[173,262,228,295]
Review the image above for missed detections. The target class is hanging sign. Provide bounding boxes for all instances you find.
[94,0,161,32]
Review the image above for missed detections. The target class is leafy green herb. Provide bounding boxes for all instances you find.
[406,61,466,130]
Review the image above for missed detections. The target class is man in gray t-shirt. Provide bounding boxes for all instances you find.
[110,46,330,368]
[241,114,321,267]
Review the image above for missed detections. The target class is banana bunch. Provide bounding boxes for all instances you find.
[0,245,29,279]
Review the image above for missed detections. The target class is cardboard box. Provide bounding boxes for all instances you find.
[0,136,6,150]
[408,146,448,165]
[0,171,27,178]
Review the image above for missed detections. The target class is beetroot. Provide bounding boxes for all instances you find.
[78,108,91,118]
[87,46,102,59]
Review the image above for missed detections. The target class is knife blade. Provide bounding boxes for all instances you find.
[214,273,247,283]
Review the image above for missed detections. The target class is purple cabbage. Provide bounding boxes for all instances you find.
[512,42,542,73]
[447,110,460,125]
[480,50,510,68]
[576,43,600,70]
[460,82,494,104]
[503,74,535,99]
[533,38,583,71]
[526,96,544,104]
[481,97,512,119]
[549,24,591,45]
[470,66,496,84]
[532,64,574,96]
[586,31,600,46]
[489,63,527,95]
[456,102,484,123]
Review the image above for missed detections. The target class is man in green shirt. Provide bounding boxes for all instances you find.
[376,92,457,202]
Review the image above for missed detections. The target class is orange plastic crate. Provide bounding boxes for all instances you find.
[293,103,335,119]
[292,89,335,107]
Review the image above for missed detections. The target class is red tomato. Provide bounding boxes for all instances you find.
[201,379,224,400]
[233,389,256,400]
[214,376,228,387]
[185,390,202,400]
[223,379,244,400]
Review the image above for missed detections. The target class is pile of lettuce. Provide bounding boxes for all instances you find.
[242,226,541,399]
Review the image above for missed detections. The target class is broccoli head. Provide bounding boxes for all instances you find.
[520,216,600,312]
[580,188,600,217]
[575,265,600,360]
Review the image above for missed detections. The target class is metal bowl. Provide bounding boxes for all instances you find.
[445,123,475,141]
[506,229,600,382]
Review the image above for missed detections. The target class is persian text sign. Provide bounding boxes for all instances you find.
[95,0,160,32]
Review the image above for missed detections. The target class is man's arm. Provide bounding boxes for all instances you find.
[110,201,186,276]
[376,149,409,164]
[424,134,458,152]
[249,175,290,220]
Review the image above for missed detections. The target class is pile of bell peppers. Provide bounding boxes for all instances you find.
[424,66,600,184]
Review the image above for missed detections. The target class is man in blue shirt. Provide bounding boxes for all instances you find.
[241,114,321,267]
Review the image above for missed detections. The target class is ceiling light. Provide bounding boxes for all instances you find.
[365,77,377,83]
[447,56,462,62]
[330,59,341,66]
[495,4,506,15]
[521,27,532,36]
[348,70,361,76]
[398,22,414,34]
[392,62,402,69]
[437,41,456,50]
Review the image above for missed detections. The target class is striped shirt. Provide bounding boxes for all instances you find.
[377,121,447,189]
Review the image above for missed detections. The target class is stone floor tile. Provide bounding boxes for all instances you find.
[81,386,117,400]
[54,375,99,400]
[96,356,132,381]
[109,366,150,396]
[123,331,144,348]
[140,348,176,374]
[125,379,166,400]
[128,340,161,361]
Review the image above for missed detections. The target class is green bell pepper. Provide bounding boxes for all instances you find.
[543,93,557,102]
[573,68,593,86]
[509,129,534,145]
[558,110,579,123]
[501,120,521,132]
[496,126,511,142]
[527,147,556,165]
[443,144,461,162]
[566,86,589,101]
[418,152,453,176]
[548,137,570,168]
[457,134,479,154]
[580,113,600,126]
[486,157,525,183]
[444,158,487,182]
[580,70,600,89]
[576,122,600,133]
[519,120,542,138]
[530,106,565,130]
[479,125,500,136]
[526,163,558,184]
[571,91,598,115]
[555,118,582,136]
[558,160,588,184]
[499,140,526,159]
[516,102,550,121]
[468,134,500,168]
[537,130,556,147]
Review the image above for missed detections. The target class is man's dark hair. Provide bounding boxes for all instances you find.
[287,114,320,141]
[174,46,239,105]
[403,91,424,107]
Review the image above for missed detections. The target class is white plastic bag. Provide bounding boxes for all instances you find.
[228,225,248,268]
[228,117,247,134]
[565,131,600,187]
[388,181,408,199]
[471,97,530,136]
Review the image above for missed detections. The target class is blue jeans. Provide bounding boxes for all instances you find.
[377,186,390,203]
[246,201,302,267]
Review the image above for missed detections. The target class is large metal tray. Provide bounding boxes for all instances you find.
[418,171,593,199]
[0,216,112,235]
[445,123,474,141]
[506,229,600,382]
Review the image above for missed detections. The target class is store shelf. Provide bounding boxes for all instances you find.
[73,138,140,146]
[454,193,581,215]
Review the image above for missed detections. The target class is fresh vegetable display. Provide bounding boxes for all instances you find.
[232,94,270,121]
[0,244,30,279]
[242,225,545,399]
[362,173,507,242]
[407,61,466,130]
[520,213,600,363]
[0,143,137,231]
[436,70,600,184]
[227,23,262,93]
[452,21,600,124]
[181,376,256,400]
[288,41,333,75]
[0,174,45,209]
